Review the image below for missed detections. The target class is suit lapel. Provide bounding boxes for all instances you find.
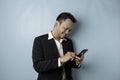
[48,39,60,57]
[62,40,68,55]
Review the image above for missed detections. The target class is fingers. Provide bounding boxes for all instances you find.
[71,53,75,60]
[60,51,75,63]
[74,53,85,64]
[80,53,84,60]
[75,56,81,60]
[60,51,84,63]
[69,52,76,61]
[65,51,75,61]
[74,56,83,65]
[64,52,85,65]
[75,56,80,62]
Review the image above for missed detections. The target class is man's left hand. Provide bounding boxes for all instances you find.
[74,53,84,65]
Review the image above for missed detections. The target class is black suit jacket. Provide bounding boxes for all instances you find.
[32,34,79,80]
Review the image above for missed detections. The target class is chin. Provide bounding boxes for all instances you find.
[60,34,66,39]
[61,36,65,39]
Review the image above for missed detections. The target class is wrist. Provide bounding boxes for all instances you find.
[60,57,65,63]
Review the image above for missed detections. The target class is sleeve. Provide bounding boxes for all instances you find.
[32,37,59,73]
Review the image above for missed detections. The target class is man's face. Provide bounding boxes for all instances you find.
[56,19,73,39]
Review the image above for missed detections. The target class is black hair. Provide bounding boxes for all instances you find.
[56,12,77,23]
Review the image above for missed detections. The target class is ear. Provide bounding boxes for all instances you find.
[55,21,60,27]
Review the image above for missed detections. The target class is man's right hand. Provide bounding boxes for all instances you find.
[60,51,75,63]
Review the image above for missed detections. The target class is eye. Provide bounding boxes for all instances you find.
[63,26,68,30]
[69,29,71,32]
[63,26,71,32]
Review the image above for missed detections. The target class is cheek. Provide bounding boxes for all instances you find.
[59,26,66,34]
[61,31,66,35]
[58,28,64,34]
[61,28,66,33]
[57,29,63,35]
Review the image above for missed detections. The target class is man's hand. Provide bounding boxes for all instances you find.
[75,53,84,65]
[60,51,75,63]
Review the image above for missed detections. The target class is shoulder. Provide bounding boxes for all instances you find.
[35,34,48,39]
[34,34,48,42]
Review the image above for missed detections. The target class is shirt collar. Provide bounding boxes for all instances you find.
[48,31,67,41]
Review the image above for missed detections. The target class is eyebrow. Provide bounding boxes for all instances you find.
[64,27,71,31]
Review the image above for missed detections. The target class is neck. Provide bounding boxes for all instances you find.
[51,29,60,41]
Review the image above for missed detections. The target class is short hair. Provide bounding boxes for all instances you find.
[56,12,77,23]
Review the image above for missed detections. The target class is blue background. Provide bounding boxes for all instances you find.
[0,0,120,80]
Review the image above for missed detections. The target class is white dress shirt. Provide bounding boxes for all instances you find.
[48,31,66,67]
[48,31,81,80]
[48,31,67,80]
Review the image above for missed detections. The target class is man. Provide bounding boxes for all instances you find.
[32,12,84,80]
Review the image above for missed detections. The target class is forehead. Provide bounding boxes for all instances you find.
[60,19,73,28]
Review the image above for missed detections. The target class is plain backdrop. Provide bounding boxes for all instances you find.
[0,0,120,80]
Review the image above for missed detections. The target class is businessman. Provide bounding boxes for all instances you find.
[32,12,84,80]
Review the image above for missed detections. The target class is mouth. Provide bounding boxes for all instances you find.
[62,34,67,37]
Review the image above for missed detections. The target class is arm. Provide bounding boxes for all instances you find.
[32,37,59,73]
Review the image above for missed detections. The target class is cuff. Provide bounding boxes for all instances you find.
[77,63,81,67]
[58,58,62,67]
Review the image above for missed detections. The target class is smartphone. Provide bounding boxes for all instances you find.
[77,49,88,57]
